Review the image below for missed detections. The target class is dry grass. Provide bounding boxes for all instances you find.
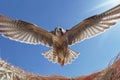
[0,53,120,80]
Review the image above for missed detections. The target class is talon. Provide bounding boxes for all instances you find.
[61,59,65,66]
[58,56,61,63]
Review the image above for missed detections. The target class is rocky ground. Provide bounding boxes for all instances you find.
[0,53,120,80]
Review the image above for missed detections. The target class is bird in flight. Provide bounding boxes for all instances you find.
[0,4,120,66]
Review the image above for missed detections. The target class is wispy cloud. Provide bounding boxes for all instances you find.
[90,0,120,11]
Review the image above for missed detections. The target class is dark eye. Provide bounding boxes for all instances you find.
[59,28,62,31]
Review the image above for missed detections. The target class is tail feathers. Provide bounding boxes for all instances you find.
[64,49,79,64]
[42,49,79,65]
[42,49,58,63]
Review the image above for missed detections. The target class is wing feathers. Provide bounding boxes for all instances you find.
[102,16,120,21]
[0,14,53,46]
[99,22,116,25]
[66,4,120,45]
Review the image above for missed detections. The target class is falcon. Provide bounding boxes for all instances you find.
[0,4,120,66]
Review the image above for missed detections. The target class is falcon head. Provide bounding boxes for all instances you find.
[54,27,66,36]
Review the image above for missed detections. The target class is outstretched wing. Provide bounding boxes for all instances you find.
[0,14,53,46]
[66,4,120,45]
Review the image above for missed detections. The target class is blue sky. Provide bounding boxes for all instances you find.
[0,0,120,77]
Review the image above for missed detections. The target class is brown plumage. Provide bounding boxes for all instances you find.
[0,4,120,66]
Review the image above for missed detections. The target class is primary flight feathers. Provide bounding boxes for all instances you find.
[66,4,120,45]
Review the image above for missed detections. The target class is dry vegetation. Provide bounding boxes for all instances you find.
[0,53,120,80]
